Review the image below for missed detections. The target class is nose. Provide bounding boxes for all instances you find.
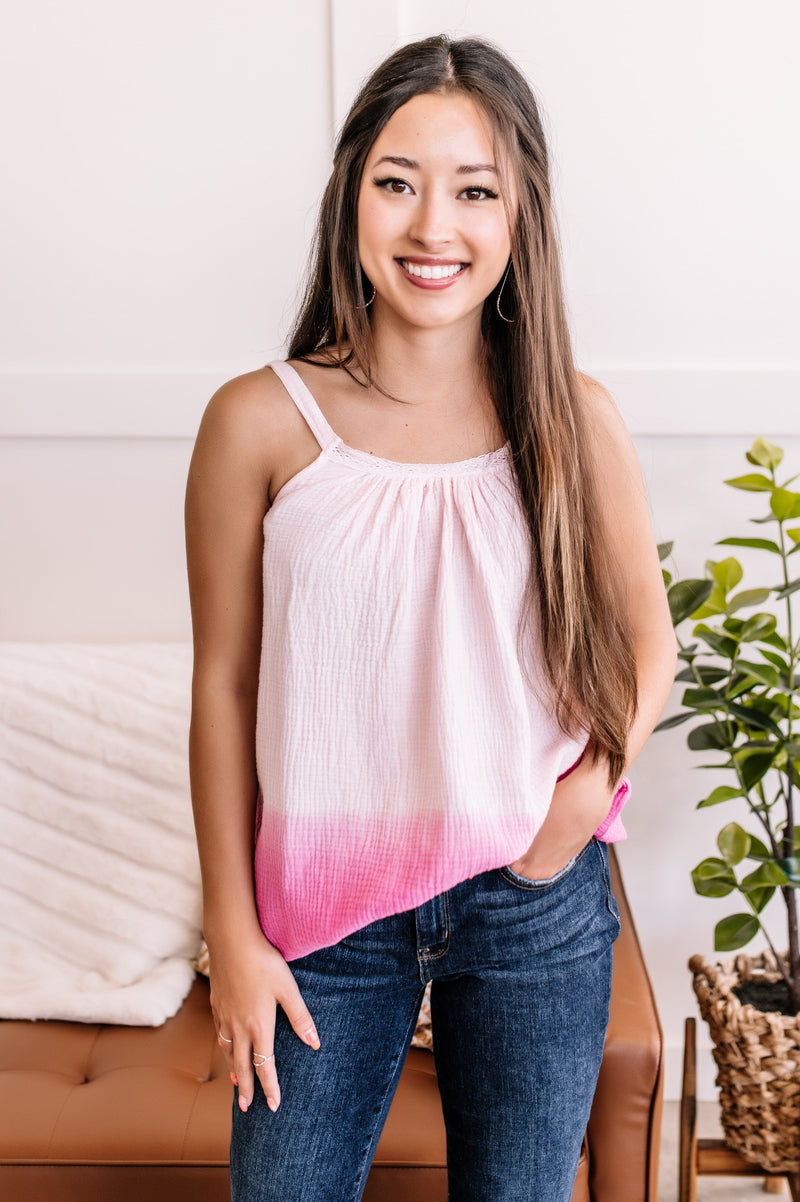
[407,188,453,248]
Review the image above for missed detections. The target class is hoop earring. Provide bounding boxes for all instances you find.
[496,262,515,324]
[360,283,376,309]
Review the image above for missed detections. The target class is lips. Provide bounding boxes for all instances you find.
[396,258,467,289]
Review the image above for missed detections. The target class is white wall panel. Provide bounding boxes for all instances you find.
[0,438,194,642]
[0,0,331,370]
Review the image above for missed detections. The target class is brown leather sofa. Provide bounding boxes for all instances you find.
[0,850,662,1201]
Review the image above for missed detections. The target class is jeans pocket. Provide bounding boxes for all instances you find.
[595,839,622,929]
[499,841,591,891]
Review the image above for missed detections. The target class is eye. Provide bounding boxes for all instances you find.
[373,176,413,195]
[460,185,499,201]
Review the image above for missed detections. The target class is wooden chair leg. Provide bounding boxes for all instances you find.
[679,1016,698,1202]
[681,1015,799,1201]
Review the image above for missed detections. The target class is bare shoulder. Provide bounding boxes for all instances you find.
[575,372,642,479]
[192,364,317,502]
[197,366,301,450]
[576,373,628,439]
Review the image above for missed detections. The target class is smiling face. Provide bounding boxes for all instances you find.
[356,91,516,335]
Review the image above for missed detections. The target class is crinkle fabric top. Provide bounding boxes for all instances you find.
[254,362,628,961]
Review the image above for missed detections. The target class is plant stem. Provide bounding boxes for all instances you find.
[775,497,800,1010]
[785,757,799,1013]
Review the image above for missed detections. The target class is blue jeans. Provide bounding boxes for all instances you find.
[230,839,620,1202]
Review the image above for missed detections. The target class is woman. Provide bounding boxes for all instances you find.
[185,33,676,1202]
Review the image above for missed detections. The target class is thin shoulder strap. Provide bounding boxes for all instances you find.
[268,361,339,451]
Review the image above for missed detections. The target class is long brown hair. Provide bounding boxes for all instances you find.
[289,34,637,785]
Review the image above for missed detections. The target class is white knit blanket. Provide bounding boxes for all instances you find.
[0,644,203,1026]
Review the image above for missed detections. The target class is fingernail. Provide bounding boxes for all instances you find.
[267,1096,278,1112]
[305,1026,320,1048]
[239,1097,248,1113]
[230,1072,238,1086]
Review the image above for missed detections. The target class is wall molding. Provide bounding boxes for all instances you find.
[0,371,234,439]
[593,366,798,438]
[0,366,796,439]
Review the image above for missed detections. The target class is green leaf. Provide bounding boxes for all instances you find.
[682,686,724,710]
[775,577,800,600]
[740,862,783,911]
[662,568,673,588]
[688,721,736,752]
[761,649,789,673]
[725,473,774,492]
[746,438,784,470]
[693,624,739,658]
[654,711,695,732]
[769,694,800,719]
[727,703,784,738]
[760,630,788,650]
[658,541,674,561]
[697,785,742,808]
[710,558,743,594]
[739,613,777,642]
[745,694,784,718]
[771,488,800,521]
[777,857,800,886]
[746,886,776,913]
[694,877,736,898]
[668,579,714,625]
[692,586,729,619]
[732,660,779,687]
[747,834,772,861]
[676,666,728,684]
[718,822,751,866]
[717,537,782,554]
[726,675,760,700]
[732,745,776,789]
[715,913,760,951]
[741,861,788,888]
[726,588,772,614]
[692,857,736,897]
[787,528,800,545]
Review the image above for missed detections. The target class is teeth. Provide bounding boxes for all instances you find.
[401,260,464,280]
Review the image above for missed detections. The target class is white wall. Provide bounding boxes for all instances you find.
[2,0,799,1098]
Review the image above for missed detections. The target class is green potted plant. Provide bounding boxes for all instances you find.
[658,437,800,1174]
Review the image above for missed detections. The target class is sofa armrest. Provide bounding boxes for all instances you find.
[587,847,664,1202]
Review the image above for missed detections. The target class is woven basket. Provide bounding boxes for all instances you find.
[690,951,800,1173]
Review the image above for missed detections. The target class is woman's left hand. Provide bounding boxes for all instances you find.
[508,759,616,881]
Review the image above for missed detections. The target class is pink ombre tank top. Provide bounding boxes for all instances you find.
[254,361,628,961]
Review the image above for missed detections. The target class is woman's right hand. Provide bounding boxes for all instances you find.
[209,931,320,1113]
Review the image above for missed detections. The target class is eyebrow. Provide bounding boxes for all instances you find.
[373,155,497,174]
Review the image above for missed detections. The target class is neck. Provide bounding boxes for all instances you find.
[365,306,488,407]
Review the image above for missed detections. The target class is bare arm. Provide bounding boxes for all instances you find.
[510,376,677,878]
[185,371,319,1114]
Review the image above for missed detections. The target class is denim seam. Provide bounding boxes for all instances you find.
[597,841,622,928]
[417,891,451,962]
[499,840,591,892]
[348,987,426,1202]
